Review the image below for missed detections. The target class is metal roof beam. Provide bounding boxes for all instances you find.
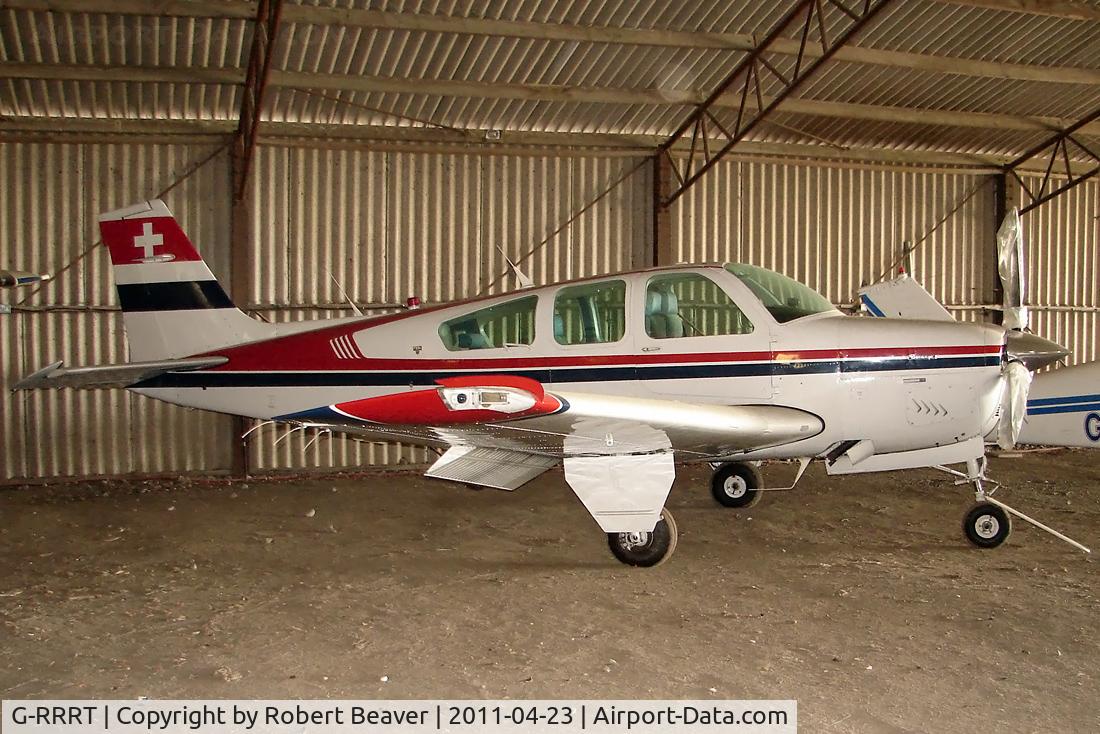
[936,0,1100,21]
[656,0,898,206]
[232,0,282,201]
[4,1,1098,85]
[0,115,1026,170]
[1004,105,1100,214]
[8,114,1100,177]
[4,0,257,19]
[5,63,1100,137]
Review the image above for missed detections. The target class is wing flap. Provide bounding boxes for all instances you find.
[426,446,558,490]
[14,356,228,390]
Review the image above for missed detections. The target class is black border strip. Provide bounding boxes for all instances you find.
[135,355,1000,389]
[117,281,235,312]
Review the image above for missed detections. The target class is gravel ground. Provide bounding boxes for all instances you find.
[1,451,1097,732]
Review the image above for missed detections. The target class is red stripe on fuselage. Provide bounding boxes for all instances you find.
[203,324,1002,373]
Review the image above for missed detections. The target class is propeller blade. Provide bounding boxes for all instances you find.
[996,208,1028,331]
[997,360,1033,450]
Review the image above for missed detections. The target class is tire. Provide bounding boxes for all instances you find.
[963,502,1012,548]
[711,463,762,508]
[607,508,678,567]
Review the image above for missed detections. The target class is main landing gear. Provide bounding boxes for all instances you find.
[710,462,762,508]
[607,508,678,567]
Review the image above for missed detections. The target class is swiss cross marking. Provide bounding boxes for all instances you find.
[133,222,164,259]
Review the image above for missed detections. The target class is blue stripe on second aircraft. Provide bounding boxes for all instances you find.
[1027,402,1100,416]
[1027,393,1100,407]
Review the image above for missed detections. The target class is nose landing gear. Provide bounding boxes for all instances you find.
[963,502,1012,548]
[940,457,1090,553]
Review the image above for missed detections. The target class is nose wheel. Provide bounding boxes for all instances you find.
[711,462,762,508]
[963,502,1012,548]
[607,508,678,567]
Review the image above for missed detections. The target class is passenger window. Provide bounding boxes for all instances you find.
[553,280,626,345]
[438,295,537,351]
[645,273,753,339]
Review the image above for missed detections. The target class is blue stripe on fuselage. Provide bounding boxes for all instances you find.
[135,355,1000,389]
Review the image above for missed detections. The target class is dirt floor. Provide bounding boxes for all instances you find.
[1,451,1098,732]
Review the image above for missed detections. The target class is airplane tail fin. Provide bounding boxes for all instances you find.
[858,274,955,321]
[99,200,273,361]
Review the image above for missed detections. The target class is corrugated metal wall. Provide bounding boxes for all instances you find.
[247,147,649,471]
[1,141,235,480]
[1018,176,1099,367]
[3,139,1095,481]
[670,159,995,313]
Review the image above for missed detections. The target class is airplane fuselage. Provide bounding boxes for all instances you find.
[131,266,1006,463]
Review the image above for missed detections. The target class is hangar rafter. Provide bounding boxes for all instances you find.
[654,0,898,207]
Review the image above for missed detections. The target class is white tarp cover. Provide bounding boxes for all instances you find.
[997,207,1028,331]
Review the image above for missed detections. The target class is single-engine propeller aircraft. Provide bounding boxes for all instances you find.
[15,200,1092,566]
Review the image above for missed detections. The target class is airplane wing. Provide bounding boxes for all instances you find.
[13,357,229,390]
[279,375,824,533]
[280,374,824,461]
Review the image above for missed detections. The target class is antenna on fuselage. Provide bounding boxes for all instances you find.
[325,268,363,317]
[496,246,534,289]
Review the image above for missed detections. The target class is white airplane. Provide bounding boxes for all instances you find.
[15,200,1090,567]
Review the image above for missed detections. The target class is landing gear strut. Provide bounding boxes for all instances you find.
[711,462,762,508]
[607,508,678,567]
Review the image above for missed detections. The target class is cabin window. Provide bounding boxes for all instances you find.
[644,273,753,339]
[553,280,627,345]
[724,263,836,323]
[438,296,538,351]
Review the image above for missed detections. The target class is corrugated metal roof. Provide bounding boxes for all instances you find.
[0,0,1097,161]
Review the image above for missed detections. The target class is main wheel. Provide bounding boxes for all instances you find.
[711,463,762,508]
[963,502,1012,548]
[607,508,678,567]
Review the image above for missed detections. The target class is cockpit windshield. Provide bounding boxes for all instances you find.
[724,263,837,324]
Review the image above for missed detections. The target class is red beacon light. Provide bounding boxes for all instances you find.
[405,296,421,310]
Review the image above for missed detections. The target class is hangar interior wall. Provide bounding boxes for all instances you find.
[1,140,1096,481]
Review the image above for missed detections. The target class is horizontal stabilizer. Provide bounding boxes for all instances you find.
[14,356,228,390]
[859,275,954,321]
[426,445,558,490]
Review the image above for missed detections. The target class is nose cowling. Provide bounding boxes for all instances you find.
[1004,331,1069,371]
